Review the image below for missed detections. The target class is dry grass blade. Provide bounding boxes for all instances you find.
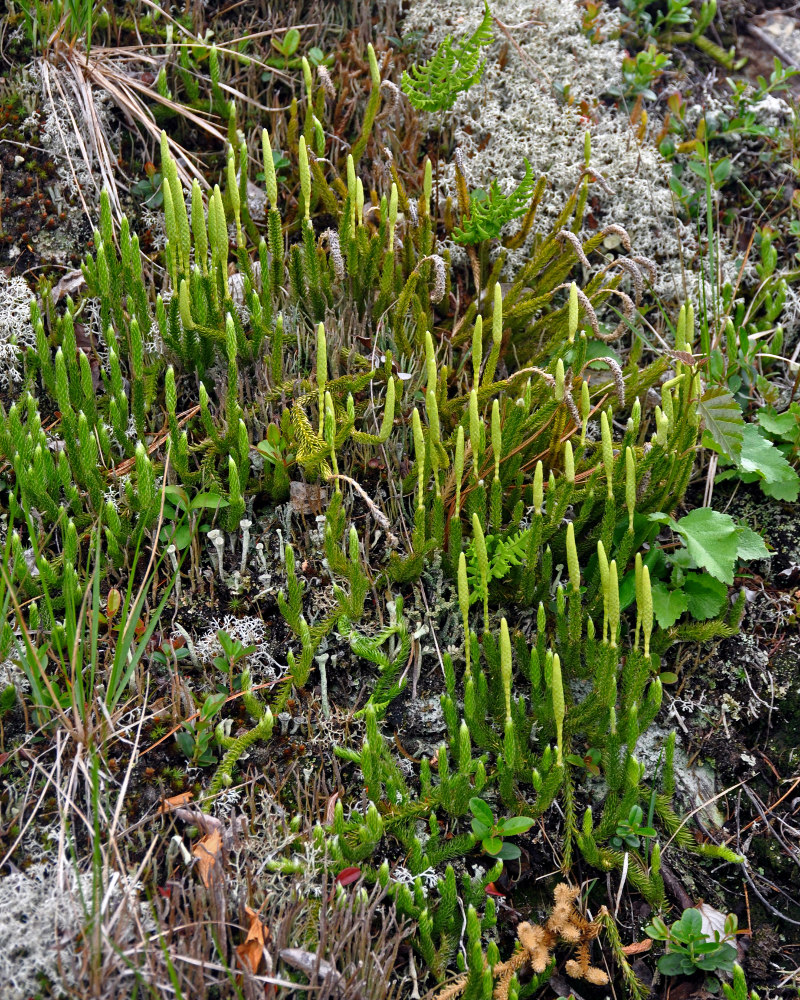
[81,52,227,190]
[40,57,94,219]
[34,37,230,220]
[0,735,60,872]
[61,51,123,211]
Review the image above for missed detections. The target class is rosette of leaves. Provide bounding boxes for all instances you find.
[468,796,535,861]
[645,908,738,977]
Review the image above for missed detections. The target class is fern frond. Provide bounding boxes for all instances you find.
[465,525,531,599]
[453,159,540,244]
[401,2,493,113]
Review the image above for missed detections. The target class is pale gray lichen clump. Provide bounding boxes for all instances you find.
[0,272,35,389]
[20,61,119,209]
[192,614,286,679]
[0,657,29,695]
[401,0,745,308]
[0,863,87,1000]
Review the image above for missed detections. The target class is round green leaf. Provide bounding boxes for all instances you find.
[497,816,535,836]
[658,952,691,976]
[495,841,522,861]
[483,836,503,855]
[469,797,494,827]
[471,818,491,840]
[190,493,230,511]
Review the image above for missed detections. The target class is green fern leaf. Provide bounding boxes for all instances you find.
[453,159,539,244]
[401,2,493,113]
[465,525,531,599]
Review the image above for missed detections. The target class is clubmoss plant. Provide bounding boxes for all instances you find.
[0,19,786,1000]
[207,668,274,797]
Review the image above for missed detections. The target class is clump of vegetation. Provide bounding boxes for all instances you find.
[0,1,798,998]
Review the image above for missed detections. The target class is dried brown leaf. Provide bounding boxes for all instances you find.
[192,828,222,886]
[324,791,339,826]
[621,938,653,956]
[50,269,86,304]
[236,905,270,975]
[158,791,193,813]
[665,348,702,367]
[280,948,340,984]
[290,480,328,513]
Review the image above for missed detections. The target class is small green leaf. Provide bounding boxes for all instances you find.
[175,731,194,757]
[190,493,231,510]
[495,841,522,860]
[735,525,770,561]
[695,941,726,955]
[217,632,235,657]
[670,508,740,584]
[171,524,193,550]
[757,405,799,439]
[469,797,494,827]
[278,28,300,56]
[584,342,623,364]
[688,159,710,182]
[645,917,669,940]
[257,439,283,465]
[471,819,491,840]
[163,484,190,511]
[683,573,728,620]
[737,424,800,501]
[483,836,504,855]
[712,157,732,186]
[677,908,703,936]
[652,582,689,628]
[497,816,535,836]
[716,943,738,969]
[200,691,227,720]
[698,385,744,461]
[658,952,691,976]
